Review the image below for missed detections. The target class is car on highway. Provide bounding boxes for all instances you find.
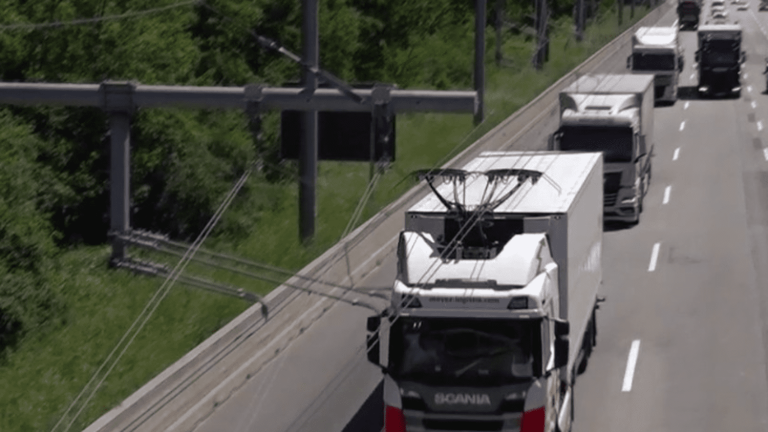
[761,0,768,10]
[711,9,729,19]
[734,0,749,9]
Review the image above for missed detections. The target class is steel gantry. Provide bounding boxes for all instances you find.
[0,81,477,262]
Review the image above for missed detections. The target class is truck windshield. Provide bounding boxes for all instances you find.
[389,317,543,386]
[559,126,634,162]
[632,53,676,71]
[701,47,739,67]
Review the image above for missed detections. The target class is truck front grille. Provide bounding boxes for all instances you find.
[603,172,622,207]
[422,419,504,431]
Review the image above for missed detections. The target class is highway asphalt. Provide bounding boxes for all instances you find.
[193,4,768,432]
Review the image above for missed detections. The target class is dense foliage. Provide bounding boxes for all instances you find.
[0,0,609,350]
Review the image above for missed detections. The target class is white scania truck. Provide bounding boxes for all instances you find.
[365,151,604,432]
[627,26,684,104]
[549,73,654,224]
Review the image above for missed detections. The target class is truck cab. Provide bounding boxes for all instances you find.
[550,74,655,224]
[365,152,604,432]
[627,26,684,103]
[677,0,702,30]
[695,23,745,98]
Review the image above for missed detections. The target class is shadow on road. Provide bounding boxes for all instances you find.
[677,86,701,100]
[603,221,635,232]
[343,380,383,432]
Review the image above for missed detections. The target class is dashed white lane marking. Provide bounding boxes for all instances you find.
[622,340,642,392]
[663,186,671,205]
[679,121,686,131]
[648,242,661,272]
[690,73,695,80]
[759,121,764,132]
[749,85,754,93]
[764,148,768,161]
[752,101,757,109]
[673,147,680,161]
[684,101,690,110]
[745,73,749,79]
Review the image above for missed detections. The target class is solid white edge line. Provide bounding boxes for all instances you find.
[622,340,642,392]
[764,148,768,161]
[679,121,685,131]
[648,242,660,272]
[663,186,671,205]
[673,147,680,161]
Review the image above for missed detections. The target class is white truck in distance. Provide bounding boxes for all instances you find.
[550,74,655,224]
[627,26,684,104]
[365,151,604,432]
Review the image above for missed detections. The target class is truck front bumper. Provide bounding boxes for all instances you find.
[604,188,640,223]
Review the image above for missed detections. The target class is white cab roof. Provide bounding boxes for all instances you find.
[402,232,545,287]
[633,26,677,46]
[698,23,742,32]
[408,151,601,214]
[562,74,654,95]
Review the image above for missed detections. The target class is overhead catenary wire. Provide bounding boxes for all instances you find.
[52,166,252,432]
[125,232,388,300]
[0,0,200,31]
[132,242,384,308]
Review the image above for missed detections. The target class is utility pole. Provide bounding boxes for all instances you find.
[104,81,135,265]
[300,0,319,244]
[495,0,504,65]
[474,0,486,126]
[618,0,623,26]
[534,0,548,69]
[575,0,585,42]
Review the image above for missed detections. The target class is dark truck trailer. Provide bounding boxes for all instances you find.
[678,0,702,30]
[695,24,745,98]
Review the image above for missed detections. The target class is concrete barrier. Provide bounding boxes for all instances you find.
[84,1,674,431]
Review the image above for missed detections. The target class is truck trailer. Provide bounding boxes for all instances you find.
[549,74,654,224]
[695,23,745,98]
[677,0,702,30]
[627,26,684,103]
[365,151,604,432]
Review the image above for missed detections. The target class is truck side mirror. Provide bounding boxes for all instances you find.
[554,338,569,369]
[553,319,569,338]
[367,315,381,332]
[366,332,381,365]
[626,55,631,69]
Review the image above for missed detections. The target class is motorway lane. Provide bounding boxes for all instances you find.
[190,4,768,432]
[576,9,768,431]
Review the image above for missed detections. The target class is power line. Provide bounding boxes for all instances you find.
[52,165,252,432]
[0,0,200,31]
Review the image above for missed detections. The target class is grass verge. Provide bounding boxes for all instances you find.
[0,5,653,432]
